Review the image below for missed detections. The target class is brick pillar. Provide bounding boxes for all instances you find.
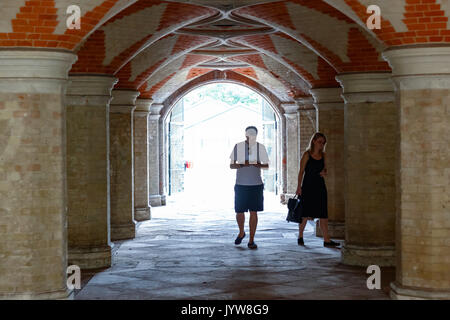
[148,104,164,207]
[0,50,76,299]
[134,99,152,221]
[281,103,300,200]
[66,75,117,269]
[110,90,139,240]
[310,88,345,239]
[384,47,450,299]
[336,73,397,267]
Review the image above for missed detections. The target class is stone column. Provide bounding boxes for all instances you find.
[297,97,317,155]
[310,88,345,239]
[65,75,117,269]
[0,50,76,299]
[148,104,164,207]
[383,47,450,300]
[336,73,397,267]
[110,90,139,240]
[281,103,301,200]
[134,99,152,221]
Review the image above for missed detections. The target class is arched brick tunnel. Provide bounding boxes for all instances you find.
[0,0,449,300]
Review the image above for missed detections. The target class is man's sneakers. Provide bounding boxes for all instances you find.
[247,242,258,249]
[234,232,246,245]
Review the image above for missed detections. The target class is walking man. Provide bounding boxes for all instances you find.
[229,126,270,249]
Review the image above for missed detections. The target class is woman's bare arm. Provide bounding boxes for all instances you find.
[296,151,309,194]
[320,152,327,177]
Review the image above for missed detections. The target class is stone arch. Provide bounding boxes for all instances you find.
[158,69,288,200]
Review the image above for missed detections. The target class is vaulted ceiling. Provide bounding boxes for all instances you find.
[1,0,448,104]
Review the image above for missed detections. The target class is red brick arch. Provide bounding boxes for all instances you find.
[0,0,138,49]
[325,0,450,45]
[232,0,391,73]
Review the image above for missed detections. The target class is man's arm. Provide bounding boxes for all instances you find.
[230,160,252,169]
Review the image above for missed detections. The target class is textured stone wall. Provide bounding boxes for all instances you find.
[66,100,111,268]
[396,88,450,290]
[110,109,135,240]
[344,101,397,248]
[133,110,151,220]
[319,105,345,226]
[299,108,316,155]
[284,107,300,195]
[0,92,68,296]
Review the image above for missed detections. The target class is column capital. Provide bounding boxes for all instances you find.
[110,89,140,113]
[135,98,153,112]
[0,49,77,79]
[0,49,77,93]
[335,72,395,103]
[310,87,343,104]
[67,75,117,96]
[149,103,164,120]
[67,75,118,106]
[383,46,450,89]
[111,89,140,105]
[281,102,299,116]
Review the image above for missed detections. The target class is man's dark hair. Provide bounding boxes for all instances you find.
[245,126,258,134]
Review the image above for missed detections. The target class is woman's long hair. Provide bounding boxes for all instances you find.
[306,132,327,155]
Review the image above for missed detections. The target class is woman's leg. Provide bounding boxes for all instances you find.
[236,212,245,237]
[319,218,330,242]
[298,218,308,238]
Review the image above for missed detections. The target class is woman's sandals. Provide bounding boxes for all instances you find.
[298,237,340,247]
[324,239,340,247]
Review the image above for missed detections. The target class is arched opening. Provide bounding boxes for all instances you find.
[162,82,282,211]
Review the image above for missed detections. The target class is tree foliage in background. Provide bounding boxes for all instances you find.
[184,83,261,107]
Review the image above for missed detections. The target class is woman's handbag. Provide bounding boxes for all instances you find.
[286,194,303,223]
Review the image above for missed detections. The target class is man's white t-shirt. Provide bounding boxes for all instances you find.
[229,141,270,186]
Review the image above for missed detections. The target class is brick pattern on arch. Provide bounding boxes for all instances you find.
[69,1,217,74]
[233,32,340,87]
[233,0,391,73]
[327,0,450,45]
[112,35,215,89]
[0,0,131,49]
[229,54,312,98]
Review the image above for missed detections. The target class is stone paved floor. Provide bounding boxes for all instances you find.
[75,190,394,300]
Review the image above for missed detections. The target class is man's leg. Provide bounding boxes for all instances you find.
[236,212,245,237]
[249,211,258,243]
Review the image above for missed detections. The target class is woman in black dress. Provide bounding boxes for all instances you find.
[295,132,339,247]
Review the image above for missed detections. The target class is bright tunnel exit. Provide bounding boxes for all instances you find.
[165,83,280,207]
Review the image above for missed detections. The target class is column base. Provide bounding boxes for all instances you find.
[150,195,163,207]
[111,222,136,241]
[341,244,395,267]
[135,206,151,221]
[315,220,345,239]
[0,288,74,300]
[390,282,450,300]
[68,244,113,269]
